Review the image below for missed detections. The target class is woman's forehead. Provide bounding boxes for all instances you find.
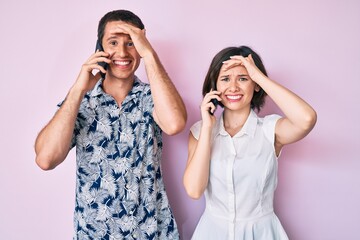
[219,65,248,76]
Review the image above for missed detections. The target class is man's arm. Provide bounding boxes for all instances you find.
[34,51,110,170]
[35,87,85,170]
[144,52,187,135]
[113,23,187,135]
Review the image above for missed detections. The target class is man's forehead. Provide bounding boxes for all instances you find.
[105,33,131,39]
[105,20,136,29]
[104,21,134,38]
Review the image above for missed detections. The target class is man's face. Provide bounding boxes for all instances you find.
[102,21,141,81]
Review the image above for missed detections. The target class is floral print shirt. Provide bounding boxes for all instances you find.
[68,77,179,240]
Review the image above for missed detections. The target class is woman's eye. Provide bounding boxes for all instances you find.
[220,77,229,82]
[110,41,117,46]
[127,42,134,47]
[239,77,248,81]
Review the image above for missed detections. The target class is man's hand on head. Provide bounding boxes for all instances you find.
[109,22,154,58]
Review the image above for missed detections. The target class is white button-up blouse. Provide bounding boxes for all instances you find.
[190,110,289,240]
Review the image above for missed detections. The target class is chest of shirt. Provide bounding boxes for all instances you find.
[209,131,277,190]
[75,93,161,163]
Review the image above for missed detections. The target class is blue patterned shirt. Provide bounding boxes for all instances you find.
[68,77,179,239]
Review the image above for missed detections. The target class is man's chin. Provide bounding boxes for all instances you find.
[107,71,135,81]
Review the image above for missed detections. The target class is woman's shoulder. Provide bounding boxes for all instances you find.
[190,120,203,133]
[255,113,282,143]
[258,113,282,125]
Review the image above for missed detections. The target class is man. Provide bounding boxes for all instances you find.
[35,10,186,239]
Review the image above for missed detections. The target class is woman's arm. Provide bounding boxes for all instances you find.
[183,91,221,199]
[183,128,211,199]
[225,55,317,154]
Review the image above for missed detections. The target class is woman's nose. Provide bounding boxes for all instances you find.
[229,80,240,91]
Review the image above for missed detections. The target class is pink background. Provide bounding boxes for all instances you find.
[1,0,359,239]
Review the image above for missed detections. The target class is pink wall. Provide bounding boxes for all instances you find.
[1,0,359,239]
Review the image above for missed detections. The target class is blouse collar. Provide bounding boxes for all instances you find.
[216,109,258,138]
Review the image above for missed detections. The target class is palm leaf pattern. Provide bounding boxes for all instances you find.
[62,77,179,239]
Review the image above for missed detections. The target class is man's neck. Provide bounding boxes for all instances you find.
[102,75,135,106]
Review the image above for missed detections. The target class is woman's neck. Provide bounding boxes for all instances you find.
[223,108,251,137]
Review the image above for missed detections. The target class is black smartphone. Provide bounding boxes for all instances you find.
[209,98,219,115]
[209,82,219,115]
[95,40,108,78]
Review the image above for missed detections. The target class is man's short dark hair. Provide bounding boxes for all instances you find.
[97,9,145,44]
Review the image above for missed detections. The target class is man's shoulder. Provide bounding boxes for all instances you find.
[133,77,151,94]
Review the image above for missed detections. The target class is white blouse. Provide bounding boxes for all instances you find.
[190,110,289,240]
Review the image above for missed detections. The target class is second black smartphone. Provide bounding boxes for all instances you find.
[95,40,108,78]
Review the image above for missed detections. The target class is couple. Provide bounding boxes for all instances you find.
[34,10,317,240]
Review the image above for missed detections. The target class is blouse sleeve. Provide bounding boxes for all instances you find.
[262,114,282,144]
[190,120,203,140]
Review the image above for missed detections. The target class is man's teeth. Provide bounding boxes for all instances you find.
[114,61,130,66]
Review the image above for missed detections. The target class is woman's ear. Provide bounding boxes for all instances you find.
[255,84,260,92]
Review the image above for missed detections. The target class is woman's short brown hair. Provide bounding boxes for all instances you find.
[202,46,267,112]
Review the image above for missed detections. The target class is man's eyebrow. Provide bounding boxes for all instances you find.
[105,36,118,41]
[105,34,132,42]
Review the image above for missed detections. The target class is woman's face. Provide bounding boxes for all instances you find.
[216,64,259,111]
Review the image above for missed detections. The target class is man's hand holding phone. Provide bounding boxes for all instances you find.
[95,40,109,78]
[73,49,110,94]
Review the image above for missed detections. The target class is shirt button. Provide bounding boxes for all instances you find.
[132,233,137,238]
[129,210,133,214]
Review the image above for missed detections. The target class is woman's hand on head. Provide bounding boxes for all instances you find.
[223,54,265,82]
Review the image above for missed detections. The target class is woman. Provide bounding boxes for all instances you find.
[183,46,317,239]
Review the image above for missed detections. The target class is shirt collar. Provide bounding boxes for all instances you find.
[216,109,258,138]
[89,76,143,107]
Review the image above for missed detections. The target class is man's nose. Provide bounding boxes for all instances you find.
[116,45,128,57]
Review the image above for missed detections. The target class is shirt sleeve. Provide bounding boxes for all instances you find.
[190,120,203,140]
[142,84,154,116]
[262,114,282,145]
[57,100,77,149]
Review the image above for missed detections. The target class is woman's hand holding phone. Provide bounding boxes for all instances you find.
[209,98,219,115]
[200,90,221,128]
